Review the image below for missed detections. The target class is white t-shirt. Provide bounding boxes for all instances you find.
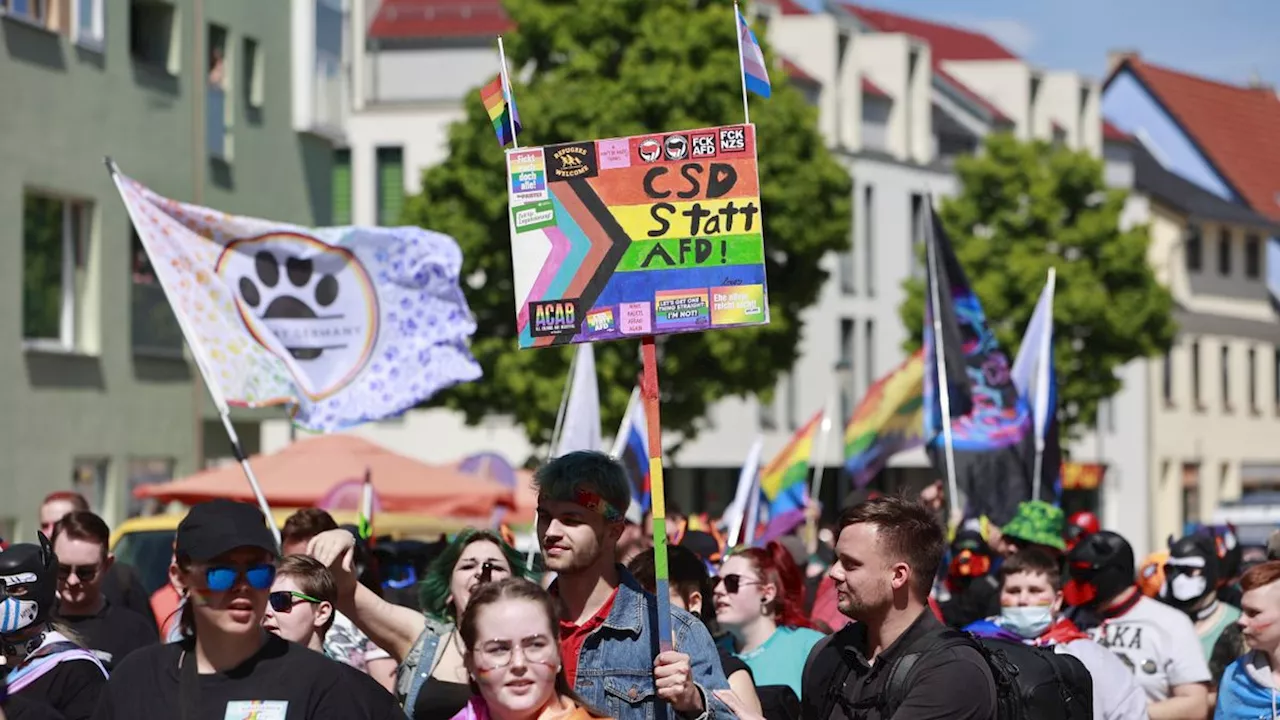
[1057,638,1150,720]
[1083,596,1211,702]
[323,611,391,671]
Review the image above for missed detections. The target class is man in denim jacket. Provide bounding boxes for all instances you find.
[536,451,732,719]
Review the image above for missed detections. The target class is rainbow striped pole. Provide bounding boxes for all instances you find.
[640,335,673,653]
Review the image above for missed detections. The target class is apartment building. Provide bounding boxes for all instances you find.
[1102,53,1280,551]
[0,0,337,535]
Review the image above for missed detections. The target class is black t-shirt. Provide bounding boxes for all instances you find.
[100,564,152,623]
[412,677,471,720]
[4,694,69,720]
[718,647,751,680]
[90,635,407,720]
[13,659,105,720]
[57,601,158,671]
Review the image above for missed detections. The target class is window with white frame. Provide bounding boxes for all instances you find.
[23,192,90,351]
[75,0,104,48]
[2,0,70,33]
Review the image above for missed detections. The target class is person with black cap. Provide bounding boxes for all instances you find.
[1063,530,1210,719]
[0,533,107,720]
[90,499,406,720]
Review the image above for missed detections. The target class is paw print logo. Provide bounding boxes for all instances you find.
[216,232,378,400]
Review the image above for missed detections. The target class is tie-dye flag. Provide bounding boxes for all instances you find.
[844,350,926,488]
[479,75,521,147]
[112,167,482,433]
[759,410,823,539]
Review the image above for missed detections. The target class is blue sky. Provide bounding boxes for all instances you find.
[851,0,1280,86]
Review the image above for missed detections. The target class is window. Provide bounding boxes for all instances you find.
[23,193,90,352]
[864,319,876,390]
[786,373,799,431]
[3,0,70,33]
[72,457,109,514]
[75,0,105,48]
[376,147,405,226]
[1191,340,1202,408]
[1275,347,1280,411]
[127,457,174,518]
[130,1,178,74]
[1218,228,1232,276]
[838,223,855,294]
[839,319,855,424]
[207,24,232,160]
[332,148,352,225]
[131,229,184,356]
[1221,344,1231,412]
[243,37,265,110]
[1249,347,1259,413]
[1246,234,1261,279]
[1182,463,1201,526]
[1162,349,1174,406]
[864,185,875,296]
[1185,225,1202,272]
[757,393,777,431]
[910,193,925,276]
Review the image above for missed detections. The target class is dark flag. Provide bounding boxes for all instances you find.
[921,202,1034,524]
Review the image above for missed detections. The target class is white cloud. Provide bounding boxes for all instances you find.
[960,18,1037,56]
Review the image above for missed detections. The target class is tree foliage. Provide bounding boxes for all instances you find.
[899,133,1175,441]
[407,0,851,450]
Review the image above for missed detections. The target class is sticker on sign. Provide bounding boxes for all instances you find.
[512,200,557,233]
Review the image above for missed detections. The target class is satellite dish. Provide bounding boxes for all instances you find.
[458,452,518,489]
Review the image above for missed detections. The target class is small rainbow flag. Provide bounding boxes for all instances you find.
[759,410,823,538]
[844,350,926,487]
[479,75,521,147]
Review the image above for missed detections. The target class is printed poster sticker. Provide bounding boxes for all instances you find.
[584,307,617,335]
[620,302,652,335]
[508,149,547,203]
[597,139,631,170]
[529,299,580,338]
[224,700,288,720]
[654,290,710,331]
[710,284,766,325]
[512,200,556,233]
[545,142,599,182]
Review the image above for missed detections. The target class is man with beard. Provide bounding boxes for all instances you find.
[800,496,996,719]
[535,451,731,719]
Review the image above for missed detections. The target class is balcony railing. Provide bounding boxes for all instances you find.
[207,84,228,159]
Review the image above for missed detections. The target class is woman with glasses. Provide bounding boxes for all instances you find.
[308,526,525,719]
[450,578,609,720]
[263,555,337,654]
[714,542,824,702]
[90,499,406,719]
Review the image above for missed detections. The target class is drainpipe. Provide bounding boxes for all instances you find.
[192,0,206,470]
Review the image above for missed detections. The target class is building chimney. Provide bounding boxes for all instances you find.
[1107,49,1139,74]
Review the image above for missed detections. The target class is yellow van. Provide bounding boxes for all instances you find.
[111,509,471,595]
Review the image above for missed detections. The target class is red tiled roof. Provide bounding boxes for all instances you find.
[843,4,1018,61]
[1102,119,1132,142]
[1120,57,1280,220]
[862,76,889,98]
[935,66,1012,124]
[368,0,513,40]
[782,58,820,87]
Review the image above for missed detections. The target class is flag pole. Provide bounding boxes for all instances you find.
[496,36,519,150]
[547,345,579,461]
[640,336,674,654]
[106,158,282,549]
[733,1,751,125]
[924,197,960,524]
[1031,267,1057,501]
[805,400,835,553]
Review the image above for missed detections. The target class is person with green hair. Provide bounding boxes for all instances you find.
[308,526,525,720]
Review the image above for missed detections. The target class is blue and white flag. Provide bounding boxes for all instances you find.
[1011,269,1060,498]
[113,168,482,432]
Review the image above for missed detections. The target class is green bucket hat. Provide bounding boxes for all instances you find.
[1001,500,1066,551]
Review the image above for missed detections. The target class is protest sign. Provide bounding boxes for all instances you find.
[506,124,770,349]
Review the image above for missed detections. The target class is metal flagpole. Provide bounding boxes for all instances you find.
[496,36,519,149]
[106,158,281,549]
[1031,267,1057,501]
[924,197,961,521]
[805,400,835,552]
[733,1,751,125]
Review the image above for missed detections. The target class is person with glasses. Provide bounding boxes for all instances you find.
[90,499,406,719]
[263,556,337,655]
[37,493,150,625]
[713,542,822,705]
[1,533,107,720]
[450,578,610,720]
[50,511,158,671]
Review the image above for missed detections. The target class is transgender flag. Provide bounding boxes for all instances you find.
[737,10,772,98]
[611,387,651,522]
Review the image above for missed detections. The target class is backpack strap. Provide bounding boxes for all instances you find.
[880,630,975,717]
[804,626,858,720]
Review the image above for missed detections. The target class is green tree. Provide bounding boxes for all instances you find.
[406,0,851,451]
[899,133,1175,441]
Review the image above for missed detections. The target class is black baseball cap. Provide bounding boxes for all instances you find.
[175,499,279,563]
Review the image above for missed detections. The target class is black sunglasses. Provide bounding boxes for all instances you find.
[57,563,100,582]
[268,590,321,612]
[714,574,761,595]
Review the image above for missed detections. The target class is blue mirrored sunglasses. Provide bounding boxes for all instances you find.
[205,563,276,592]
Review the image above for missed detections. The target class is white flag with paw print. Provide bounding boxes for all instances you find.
[113,168,482,432]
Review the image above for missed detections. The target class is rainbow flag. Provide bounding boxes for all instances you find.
[844,350,926,487]
[759,410,823,539]
[479,75,521,147]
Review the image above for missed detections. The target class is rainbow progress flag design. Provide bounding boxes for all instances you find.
[480,76,521,147]
[844,349,926,488]
[760,410,823,535]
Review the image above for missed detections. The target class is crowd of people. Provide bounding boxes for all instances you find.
[2,452,1280,719]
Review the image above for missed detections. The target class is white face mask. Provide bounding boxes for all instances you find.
[1000,605,1054,639]
[0,596,40,633]
[1169,574,1208,602]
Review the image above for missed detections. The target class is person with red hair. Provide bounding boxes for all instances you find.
[714,541,824,701]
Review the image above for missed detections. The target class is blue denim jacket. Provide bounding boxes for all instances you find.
[565,567,732,720]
